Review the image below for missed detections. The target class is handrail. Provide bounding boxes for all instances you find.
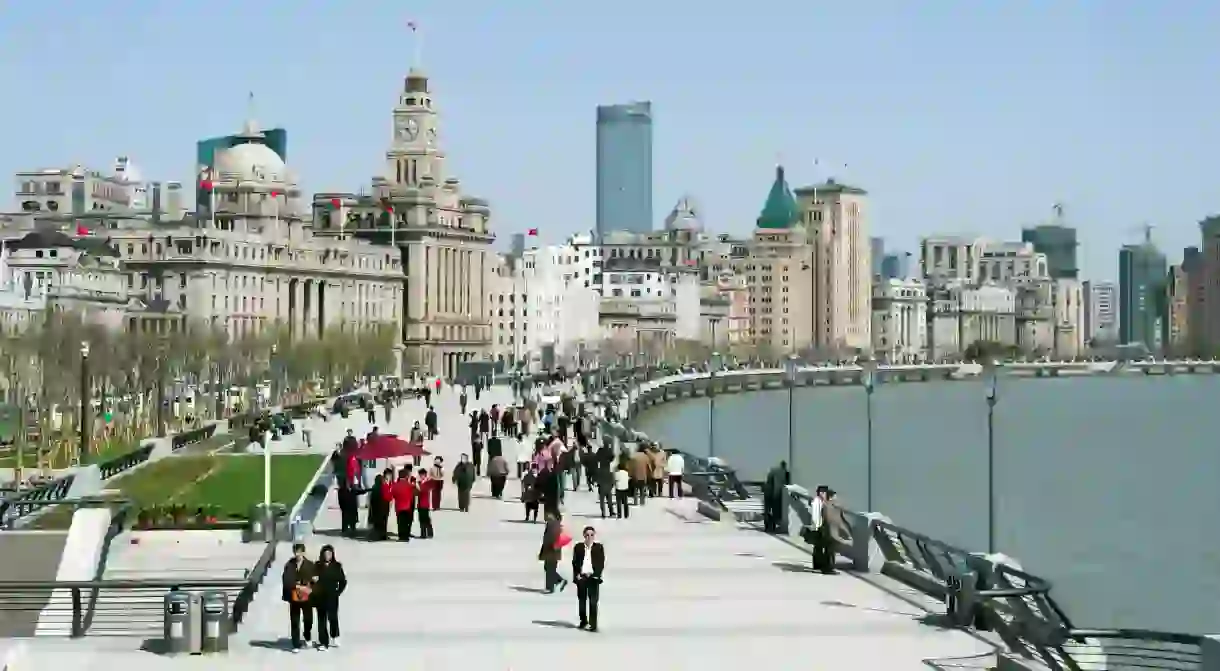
[1,475,76,528]
[779,485,1202,670]
[96,444,155,479]
[230,539,277,628]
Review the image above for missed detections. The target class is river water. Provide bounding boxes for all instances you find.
[634,374,1220,634]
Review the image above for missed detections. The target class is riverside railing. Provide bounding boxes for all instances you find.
[602,365,1209,671]
[783,487,1205,671]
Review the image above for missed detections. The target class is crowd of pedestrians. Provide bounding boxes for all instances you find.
[281,371,844,651]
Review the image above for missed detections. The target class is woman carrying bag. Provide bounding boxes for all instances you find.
[281,542,316,652]
[312,544,348,650]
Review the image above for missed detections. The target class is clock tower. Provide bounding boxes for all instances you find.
[387,68,444,188]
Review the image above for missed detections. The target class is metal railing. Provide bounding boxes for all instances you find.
[783,488,1204,670]
[0,496,276,637]
[169,423,218,452]
[1,474,75,528]
[96,443,155,480]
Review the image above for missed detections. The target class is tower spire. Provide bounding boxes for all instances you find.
[408,20,423,70]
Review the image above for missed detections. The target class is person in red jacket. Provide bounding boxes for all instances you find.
[415,468,435,539]
[391,469,416,541]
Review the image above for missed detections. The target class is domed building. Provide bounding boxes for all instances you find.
[311,67,495,379]
[94,117,404,340]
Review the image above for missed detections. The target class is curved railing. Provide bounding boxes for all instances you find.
[600,366,1207,671]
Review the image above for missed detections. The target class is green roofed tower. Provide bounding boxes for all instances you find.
[756,165,800,229]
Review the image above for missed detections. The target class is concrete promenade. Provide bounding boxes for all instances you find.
[11,383,999,670]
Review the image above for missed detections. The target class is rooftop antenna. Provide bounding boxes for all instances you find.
[409,20,423,69]
[1142,222,1153,244]
[1052,202,1064,221]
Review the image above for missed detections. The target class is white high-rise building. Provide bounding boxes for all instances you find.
[1083,280,1118,345]
[487,243,599,370]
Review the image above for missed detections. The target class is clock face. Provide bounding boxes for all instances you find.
[398,118,419,140]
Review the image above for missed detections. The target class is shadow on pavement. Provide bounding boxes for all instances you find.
[532,619,578,629]
[508,585,548,594]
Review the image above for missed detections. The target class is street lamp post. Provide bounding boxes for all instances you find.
[784,355,800,477]
[861,358,877,511]
[983,359,999,554]
[709,351,722,459]
[78,341,90,465]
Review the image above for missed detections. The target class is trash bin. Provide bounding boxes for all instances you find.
[290,515,312,543]
[199,590,230,653]
[247,503,278,542]
[163,589,202,654]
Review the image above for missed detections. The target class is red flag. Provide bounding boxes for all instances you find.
[380,198,394,213]
[527,228,538,236]
[684,258,697,266]
[75,224,89,236]
[200,179,213,192]
[270,190,280,198]
[330,198,342,209]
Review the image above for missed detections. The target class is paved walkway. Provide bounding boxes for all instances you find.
[12,385,998,669]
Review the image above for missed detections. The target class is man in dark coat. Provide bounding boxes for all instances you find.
[452,454,476,512]
[763,461,790,533]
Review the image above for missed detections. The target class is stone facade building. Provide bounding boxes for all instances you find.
[312,68,493,379]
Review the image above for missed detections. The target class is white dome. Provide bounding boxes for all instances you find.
[215,141,287,182]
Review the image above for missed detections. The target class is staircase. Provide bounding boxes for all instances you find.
[35,530,259,637]
[0,532,68,637]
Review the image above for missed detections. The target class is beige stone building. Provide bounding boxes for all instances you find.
[741,166,872,356]
[311,68,494,379]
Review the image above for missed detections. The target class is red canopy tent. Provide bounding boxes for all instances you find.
[354,434,429,460]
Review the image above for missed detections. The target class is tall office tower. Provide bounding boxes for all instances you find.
[880,252,910,280]
[1022,224,1078,279]
[1118,242,1166,348]
[595,102,653,238]
[870,237,885,278]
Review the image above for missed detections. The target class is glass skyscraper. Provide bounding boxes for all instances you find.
[1118,242,1166,348]
[595,102,652,238]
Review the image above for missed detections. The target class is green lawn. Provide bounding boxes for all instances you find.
[32,453,324,528]
[177,454,325,519]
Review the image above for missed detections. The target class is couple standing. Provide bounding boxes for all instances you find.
[539,511,605,631]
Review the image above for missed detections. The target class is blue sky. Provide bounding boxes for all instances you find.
[2,0,1217,280]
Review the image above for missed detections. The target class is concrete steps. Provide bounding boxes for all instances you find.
[0,532,68,637]
[34,530,259,637]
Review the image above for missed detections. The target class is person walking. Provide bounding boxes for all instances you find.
[367,474,388,540]
[764,461,790,533]
[488,453,510,499]
[452,454,476,512]
[416,468,435,539]
[478,408,491,442]
[429,456,445,510]
[665,450,685,498]
[539,465,562,518]
[281,542,315,653]
[629,448,650,507]
[614,462,631,519]
[392,469,416,541]
[596,463,616,519]
[581,447,598,493]
[648,446,666,498]
[516,434,531,479]
[572,526,605,632]
[521,463,540,522]
[459,387,468,415]
[425,406,438,440]
[312,544,347,650]
[539,510,570,594]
